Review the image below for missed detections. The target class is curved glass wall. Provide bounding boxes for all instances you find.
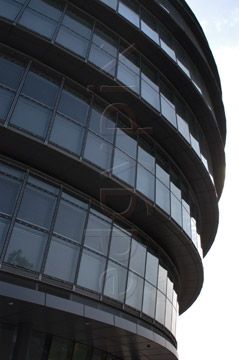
[98,0,212,106]
[0,160,178,336]
[0,0,212,176]
[0,54,202,252]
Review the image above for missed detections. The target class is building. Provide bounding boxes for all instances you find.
[0,0,226,359]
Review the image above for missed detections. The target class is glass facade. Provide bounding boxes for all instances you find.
[0,160,178,334]
[0,54,203,249]
[0,0,212,176]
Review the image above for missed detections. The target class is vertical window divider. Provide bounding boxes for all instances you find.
[13,0,30,26]
[122,234,132,307]
[81,94,94,158]
[153,257,159,322]
[154,145,156,205]
[73,200,91,286]
[39,186,63,275]
[0,168,30,263]
[51,2,68,44]
[134,129,139,190]
[45,78,65,144]
[140,247,148,317]
[139,53,142,99]
[115,37,120,80]
[5,60,32,127]
[116,0,120,13]
[109,111,118,177]
[85,20,96,62]
[100,218,114,300]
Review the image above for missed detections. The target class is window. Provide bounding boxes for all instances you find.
[0,88,14,120]
[113,148,136,187]
[117,43,140,93]
[170,193,182,226]
[156,179,170,214]
[84,132,113,170]
[0,218,10,254]
[157,265,167,293]
[177,114,190,142]
[142,281,156,318]
[18,184,57,229]
[58,90,89,126]
[88,103,116,143]
[138,145,155,173]
[0,57,24,90]
[48,336,73,360]
[145,252,158,286]
[0,175,21,215]
[115,128,137,158]
[77,249,106,293]
[5,223,47,271]
[104,260,127,302]
[54,198,86,242]
[0,0,23,21]
[161,95,177,127]
[155,290,166,324]
[136,165,154,201]
[109,226,131,266]
[56,9,93,58]
[118,0,139,27]
[44,237,80,282]
[50,114,85,155]
[141,8,159,44]
[165,299,172,330]
[129,239,146,276]
[84,213,111,255]
[89,26,118,77]
[125,271,143,310]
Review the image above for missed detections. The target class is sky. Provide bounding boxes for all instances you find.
[177,1,239,359]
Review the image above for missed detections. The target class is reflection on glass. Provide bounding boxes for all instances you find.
[165,299,172,330]
[156,179,170,214]
[0,88,14,120]
[0,218,10,254]
[141,8,159,44]
[113,148,136,186]
[155,290,166,324]
[0,57,24,90]
[109,226,131,266]
[118,0,139,27]
[136,165,154,201]
[170,193,182,226]
[115,128,137,159]
[84,132,113,170]
[58,90,89,126]
[0,175,21,215]
[5,223,47,271]
[48,336,73,360]
[145,252,158,286]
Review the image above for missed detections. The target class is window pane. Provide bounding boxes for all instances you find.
[44,237,80,282]
[5,223,47,271]
[156,179,170,214]
[89,45,116,77]
[117,62,139,93]
[0,218,10,254]
[155,290,166,324]
[161,95,176,127]
[156,163,169,186]
[0,0,22,21]
[0,162,24,178]
[0,88,14,120]
[182,206,191,237]
[126,271,143,310]
[48,336,73,360]
[129,239,146,276]
[77,249,106,293]
[99,0,117,10]
[56,27,90,58]
[115,128,137,159]
[136,165,154,201]
[141,9,159,44]
[89,106,116,143]
[113,148,136,187]
[28,0,63,21]
[28,176,58,194]
[10,96,52,138]
[171,193,182,226]
[118,0,139,27]
[18,185,56,229]
[109,226,131,266]
[54,199,86,242]
[62,9,93,38]
[177,114,190,142]
[142,281,156,318]
[145,252,158,286]
[19,9,57,39]
[0,57,24,90]
[141,81,160,111]
[104,260,127,302]
[72,343,90,360]
[167,278,174,302]
[58,90,89,125]
[0,324,17,360]
[84,132,113,170]
[92,26,118,57]
[29,331,47,360]
[22,71,58,107]
[165,299,172,330]
[138,146,155,173]
[50,114,84,155]
[190,134,201,157]
[157,265,167,293]
[84,213,111,255]
[0,175,21,215]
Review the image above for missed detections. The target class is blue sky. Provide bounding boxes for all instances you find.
[178,1,239,359]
